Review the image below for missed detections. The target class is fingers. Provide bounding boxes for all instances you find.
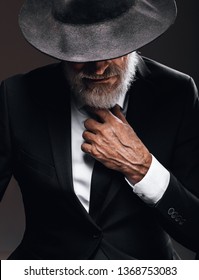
[82,130,95,143]
[90,105,128,125]
[90,108,110,122]
[83,106,130,150]
[81,142,93,155]
[84,118,102,133]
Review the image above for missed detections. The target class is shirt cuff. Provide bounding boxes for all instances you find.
[125,155,170,205]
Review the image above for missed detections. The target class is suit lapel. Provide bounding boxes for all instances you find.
[126,57,160,147]
[39,64,74,196]
[47,97,73,195]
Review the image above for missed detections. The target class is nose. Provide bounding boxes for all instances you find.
[89,60,110,75]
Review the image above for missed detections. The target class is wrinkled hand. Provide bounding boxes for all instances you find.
[81,105,152,185]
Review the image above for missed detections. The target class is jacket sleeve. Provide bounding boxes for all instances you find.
[155,77,199,252]
[0,81,13,201]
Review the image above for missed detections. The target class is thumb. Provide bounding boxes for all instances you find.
[111,104,129,124]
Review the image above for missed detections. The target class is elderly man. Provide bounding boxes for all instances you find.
[0,0,199,259]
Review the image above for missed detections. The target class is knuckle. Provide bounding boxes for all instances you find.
[101,124,111,135]
[91,146,100,158]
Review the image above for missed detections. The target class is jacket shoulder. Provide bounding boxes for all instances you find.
[141,56,191,83]
[138,56,198,101]
[2,63,61,88]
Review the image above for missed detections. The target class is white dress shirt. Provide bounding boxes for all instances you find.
[71,95,170,212]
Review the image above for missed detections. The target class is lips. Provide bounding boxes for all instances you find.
[89,77,110,82]
[83,76,116,83]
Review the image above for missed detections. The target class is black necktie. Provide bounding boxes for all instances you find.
[89,160,112,220]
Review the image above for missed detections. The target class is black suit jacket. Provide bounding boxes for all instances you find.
[0,55,199,259]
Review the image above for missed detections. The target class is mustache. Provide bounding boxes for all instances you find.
[76,64,123,80]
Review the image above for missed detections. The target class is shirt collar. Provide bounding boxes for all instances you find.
[117,92,126,110]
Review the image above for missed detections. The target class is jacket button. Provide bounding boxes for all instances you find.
[171,211,178,219]
[168,208,175,215]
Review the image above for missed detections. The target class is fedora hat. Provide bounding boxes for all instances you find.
[19,0,177,62]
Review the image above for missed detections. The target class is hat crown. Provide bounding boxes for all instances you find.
[52,0,135,24]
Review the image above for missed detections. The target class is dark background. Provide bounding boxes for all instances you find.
[0,0,198,259]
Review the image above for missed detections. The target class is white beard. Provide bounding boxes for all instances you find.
[64,52,139,109]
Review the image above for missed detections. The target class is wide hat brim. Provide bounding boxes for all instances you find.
[19,0,177,62]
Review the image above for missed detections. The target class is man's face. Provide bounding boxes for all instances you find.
[63,52,138,108]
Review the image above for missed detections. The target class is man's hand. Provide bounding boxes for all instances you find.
[81,105,152,185]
